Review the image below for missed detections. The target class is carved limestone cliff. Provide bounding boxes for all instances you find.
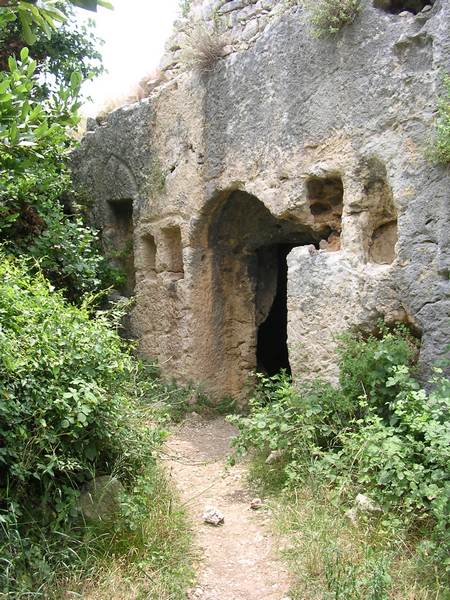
[73,0,450,400]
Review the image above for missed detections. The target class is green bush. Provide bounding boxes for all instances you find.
[0,37,116,301]
[27,202,121,301]
[337,324,418,421]
[229,373,354,483]
[315,367,450,532]
[306,0,361,37]
[229,326,450,552]
[0,254,164,593]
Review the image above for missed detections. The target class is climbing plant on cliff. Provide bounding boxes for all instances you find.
[305,0,361,37]
[431,73,450,164]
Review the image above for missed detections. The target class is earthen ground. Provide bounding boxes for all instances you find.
[163,414,291,600]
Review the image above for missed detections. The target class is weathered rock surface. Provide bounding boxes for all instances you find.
[72,0,450,400]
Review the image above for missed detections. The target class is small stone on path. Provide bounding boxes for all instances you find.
[203,506,224,526]
[250,497,263,510]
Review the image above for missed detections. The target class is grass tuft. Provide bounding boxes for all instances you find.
[58,467,194,600]
[181,23,226,74]
[252,465,449,599]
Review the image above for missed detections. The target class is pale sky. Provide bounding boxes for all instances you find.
[77,0,180,116]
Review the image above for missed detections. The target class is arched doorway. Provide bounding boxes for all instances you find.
[193,189,332,396]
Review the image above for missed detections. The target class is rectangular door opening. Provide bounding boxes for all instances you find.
[256,244,294,376]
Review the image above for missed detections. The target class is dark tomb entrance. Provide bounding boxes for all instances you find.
[256,244,295,376]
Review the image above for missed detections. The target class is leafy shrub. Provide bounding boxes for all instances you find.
[0,48,117,299]
[0,255,164,593]
[230,326,450,552]
[27,202,121,300]
[0,2,104,94]
[306,0,361,37]
[430,73,450,164]
[337,324,418,421]
[229,373,355,485]
[0,254,155,510]
[323,367,450,534]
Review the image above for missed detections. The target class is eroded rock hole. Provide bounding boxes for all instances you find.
[373,0,434,14]
[307,175,343,241]
[256,245,294,376]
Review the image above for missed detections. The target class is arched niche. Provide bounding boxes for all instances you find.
[100,155,138,296]
[189,188,322,398]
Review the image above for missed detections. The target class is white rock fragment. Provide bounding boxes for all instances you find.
[203,506,224,526]
[355,493,382,513]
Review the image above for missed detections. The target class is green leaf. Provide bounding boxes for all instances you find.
[27,59,37,77]
[8,56,18,73]
[18,10,37,45]
[0,80,10,94]
[71,0,98,10]
[20,47,29,61]
[70,70,82,92]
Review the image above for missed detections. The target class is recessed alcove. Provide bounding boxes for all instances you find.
[373,0,434,14]
[141,233,157,277]
[307,175,343,250]
[160,226,184,275]
[360,157,398,265]
[200,190,324,382]
[369,220,398,264]
[106,198,135,296]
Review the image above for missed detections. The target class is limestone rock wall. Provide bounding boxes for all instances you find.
[73,0,450,400]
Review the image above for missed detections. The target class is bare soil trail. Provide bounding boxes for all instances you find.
[163,414,291,600]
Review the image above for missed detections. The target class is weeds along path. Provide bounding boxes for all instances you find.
[163,414,291,600]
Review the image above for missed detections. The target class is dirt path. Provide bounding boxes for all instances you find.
[163,414,291,600]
